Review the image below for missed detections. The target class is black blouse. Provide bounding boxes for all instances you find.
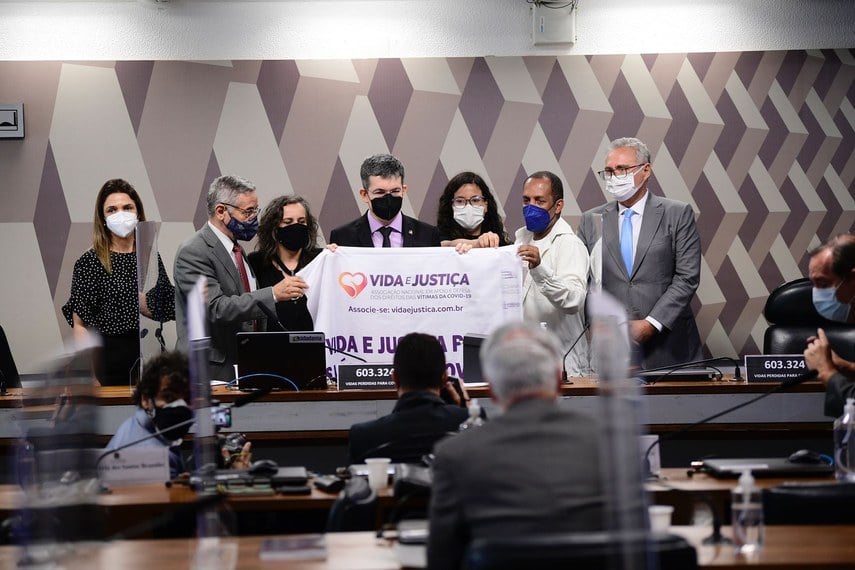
[247,249,320,332]
[62,249,175,336]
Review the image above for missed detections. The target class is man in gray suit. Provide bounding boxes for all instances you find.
[173,175,308,380]
[578,137,703,370]
[428,322,626,570]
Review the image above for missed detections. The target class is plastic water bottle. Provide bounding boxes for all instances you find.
[833,397,855,481]
[731,469,763,555]
[16,440,37,495]
[459,399,484,431]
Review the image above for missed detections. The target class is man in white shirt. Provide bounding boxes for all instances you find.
[515,171,589,377]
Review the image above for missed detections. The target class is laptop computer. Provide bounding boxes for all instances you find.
[236,331,328,391]
[702,457,834,478]
[637,368,719,382]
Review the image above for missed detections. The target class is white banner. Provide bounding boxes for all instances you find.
[299,246,524,378]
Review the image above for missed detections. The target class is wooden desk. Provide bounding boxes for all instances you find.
[649,468,837,524]
[0,526,852,569]
[0,378,830,441]
[0,481,401,537]
[1,468,839,537]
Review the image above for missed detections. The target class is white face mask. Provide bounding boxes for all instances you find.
[453,204,485,231]
[605,165,645,202]
[106,211,138,238]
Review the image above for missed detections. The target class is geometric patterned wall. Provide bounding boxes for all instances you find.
[1,51,853,372]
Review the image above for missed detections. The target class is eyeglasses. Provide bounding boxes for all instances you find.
[221,202,260,219]
[368,188,403,198]
[452,196,486,209]
[597,164,646,181]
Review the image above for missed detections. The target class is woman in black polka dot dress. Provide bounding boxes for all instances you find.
[62,179,175,386]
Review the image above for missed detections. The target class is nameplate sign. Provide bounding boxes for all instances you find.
[744,354,808,383]
[98,447,170,484]
[337,364,395,390]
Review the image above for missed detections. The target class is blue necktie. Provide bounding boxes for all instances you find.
[621,209,635,276]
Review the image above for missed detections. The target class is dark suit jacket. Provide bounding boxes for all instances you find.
[348,390,468,464]
[329,212,440,247]
[427,398,641,570]
[578,193,703,369]
[826,372,855,418]
[173,224,275,380]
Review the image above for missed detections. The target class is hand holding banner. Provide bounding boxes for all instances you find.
[298,246,524,380]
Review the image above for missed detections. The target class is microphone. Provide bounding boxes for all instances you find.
[638,357,743,383]
[232,385,273,408]
[780,368,819,388]
[95,415,197,470]
[561,323,590,384]
[254,300,366,363]
[643,368,819,476]
[256,301,288,331]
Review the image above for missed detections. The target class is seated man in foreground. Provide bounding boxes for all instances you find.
[347,332,470,464]
[427,322,616,570]
[107,351,251,478]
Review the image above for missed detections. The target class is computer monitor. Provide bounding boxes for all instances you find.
[236,331,327,391]
[462,333,487,383]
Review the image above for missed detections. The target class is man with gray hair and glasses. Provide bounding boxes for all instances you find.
[578,137,703,370]
[174,175,308,380]
[427,321,612,570]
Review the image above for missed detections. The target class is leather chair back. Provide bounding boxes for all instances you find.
[763,278,855,360]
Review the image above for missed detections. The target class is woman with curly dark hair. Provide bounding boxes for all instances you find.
[247,195,320,331]
[437,172,511,248]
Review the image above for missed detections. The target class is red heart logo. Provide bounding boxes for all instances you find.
[338,272,368,298]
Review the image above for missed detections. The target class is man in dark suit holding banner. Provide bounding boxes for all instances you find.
[329,154,440,248]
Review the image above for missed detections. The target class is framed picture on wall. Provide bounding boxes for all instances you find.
[0,104,24,139]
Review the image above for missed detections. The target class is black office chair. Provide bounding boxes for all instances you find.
[762,482,855,524]
[355,431,456,465]
[465,531,698,570]
[0,324,21,390]
[325,476,378,532]
[763,278,855,360]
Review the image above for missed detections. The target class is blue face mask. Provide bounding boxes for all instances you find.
[523,204,552,234]
[226,215,258,242]
[812,281,852,322]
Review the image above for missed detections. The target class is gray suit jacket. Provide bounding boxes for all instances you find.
[427,398,641,570]
[578,193,703,369]
[173,224,276,380]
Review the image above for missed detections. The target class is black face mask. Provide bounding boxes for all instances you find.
[370,194,403,221]
[276,223,310,252]
[150,400,193,441]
